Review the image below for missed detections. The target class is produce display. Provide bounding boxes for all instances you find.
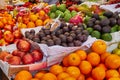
[14,40,120,80]
[85,11,120,41]
[0,0,120,80]
[24,22,89,47]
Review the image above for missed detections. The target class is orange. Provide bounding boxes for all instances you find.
[30,78,39,80]
[119,67,120,74]
[101,52,111,63]
[87,52,100,66]
[68,53,81,66]
[105,54,120,69]
[63,67,67,72]
[2,18,7,24]
[50,64,63,75]
[39,10,45,16]
[29,14,38,22]
[63,76,76,80]
[18,23,27,29]
[91,40,107,54]
[79,61,92,75]
[0,21,4,28]
[77,74,85,80]
[44,19,51,25]
[92,67,105,80]
[97,63,107,71]
[34,71,46,79]
[108,77,120,80]
[35,19,43,26]
[14,70,32,80]
[75,50,87,60]
[62,56,69,67]
[86,77,94,80]
[106,70,119,79]
[66,66,80,79]
[41,73,57,80]
[57,72,69,80]
[27,22,35,28]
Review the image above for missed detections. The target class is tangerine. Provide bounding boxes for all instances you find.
[75,50,87,60]
[68,53,81,66]
[105,54,120,69]
[57,72,69,80]
[87,52,100,66]
[92,67,106,80]
[66,66,81,79]
[50,64,63,75]
[14,70,32,80]
[79,61,92,75]
[91,40,107,54]
[101,52,111,63]
[35,19,43,26]
[63,76,76,80]
[27,22,35,28]
[106,70,119,79]
[62,56,69,67]
[41,73,57,80]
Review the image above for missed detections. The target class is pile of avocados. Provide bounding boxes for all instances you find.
[85,11,120,41]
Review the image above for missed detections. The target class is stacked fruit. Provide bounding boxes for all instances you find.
[24,22,89,47]
[48,4,79,22]
[17,9,51,29]
[14,40,120,80]
[0,39,43,65]
[85,11,120,41]
[0,12,22,46]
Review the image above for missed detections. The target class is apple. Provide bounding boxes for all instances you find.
[0,51,9,60]
[31,50,43,62]
[12,49,26,58]
[13,29,22,39]
[43,7,50,14]
[4,31,14,43]
[22,53,34,64]
[7,56,21,65]
[14,39,20,44]
[0,38,9,46]
[17,39,31,52]
[4,25,13,32]
[0,30,2,39]
[3,54,13,62]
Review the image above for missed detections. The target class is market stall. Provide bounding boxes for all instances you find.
[0,0,120,80]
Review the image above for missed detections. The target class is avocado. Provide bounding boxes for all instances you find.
[101,33,112,41]
[50,4,57,12]
[57,4,66,12]
[91,30,101,39]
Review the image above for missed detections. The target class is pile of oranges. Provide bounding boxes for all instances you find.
[17,10,51,29]
[14,40,120,80]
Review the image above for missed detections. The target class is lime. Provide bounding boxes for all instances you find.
[91,30,101,39]
[101,33,112,41]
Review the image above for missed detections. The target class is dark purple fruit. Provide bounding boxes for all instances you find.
[70,33,76,39]
[46,35,52,39]
[33,37,40,43]
[86,21,94,27]
[68,43,74,47]
[117,18,120,25]
[93,25,102,31]
[41,40,47,44]
[92,13,100,20]
[47,39,54,46]
[42,37,48,41]
[76,33,82,40]
[44,29,51,35]
[25,31,30,38]
[30,29,35,35]
[39,32,46,38]
[82,35,88,42]
[61,43,67,47]
[109,18,117,26]
[64,32,70,37]
[102,26,111,33]
[103,11,113,18]
[95,20,100,25]
[68,23,74,30]
[74,40,82,46]
[67,36,73,43]
[100,18,110,26]
[82,30,89,36]
[55,29,63,35]
[75,29,81,35]
[54,38,61,45]
[72,26,78,31]
[89,18,96,23]
[59,34,66,42]
[28,34,34,40]
[63,27,69,32]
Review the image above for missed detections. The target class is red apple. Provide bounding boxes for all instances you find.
[14,39,20,44]
[31,50,43,62]
[22,53,34,64]
[17,39,31,52]
[4,25,13,32]
[3,31,14,43]
[0,38,9,46]
[12,49,26,58]
[0,51,9,60]
[0,30,2,39]
[13,29,22,39]
[7,56,21,65]
[3,54,13,62]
